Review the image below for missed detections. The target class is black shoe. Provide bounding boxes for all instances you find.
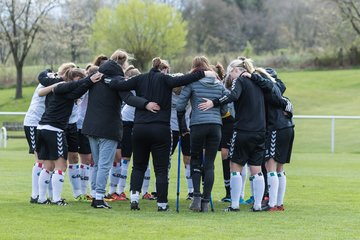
[91,198,96,207]
[93,199,112,209]
[30,196,38,204]
[224,206,240,212]
[250,205,270,212]
[220,195,231,203]
[130,201,140,210]
[151,192,158,200]
[52,199,68,206]
[158,205,169,212]
[186,192,194,201]
[37,199,51,205]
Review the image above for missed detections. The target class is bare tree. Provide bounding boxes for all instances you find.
[334,0,360,35]
[0,0,59,99]
[0,32,11,64]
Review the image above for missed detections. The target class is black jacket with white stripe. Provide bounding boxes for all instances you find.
[212,75,266,132]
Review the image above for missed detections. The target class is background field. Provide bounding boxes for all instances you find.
[0,69,360,239]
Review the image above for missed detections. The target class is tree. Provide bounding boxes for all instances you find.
[91,0,187,70]
[0,0,58,99]
[0,32,11,64]
[334,0,360,35]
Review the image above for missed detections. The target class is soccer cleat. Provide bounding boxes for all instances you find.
[104,194,116,202]
[220,195,231,203]
[130,201,140,210]
[239,197,245,204]
[119,192,129,201]
[250,205,270,212]
[157,205,169,212]
[142,192,156,200]
[224,206,240,212]
[74,194,91,202]
[37,199,51,205]
[93,199,112,209]
[277,205,285,211]
[52,199,68,206]
[245,196,254,205]
[84,194,93,201]
[186,192,194,201]
[267,206,281,212]
[30,196,38,204]
[151,192,158,200]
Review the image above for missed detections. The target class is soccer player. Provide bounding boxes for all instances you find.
[36,68,103,205]
[104,57,215,211]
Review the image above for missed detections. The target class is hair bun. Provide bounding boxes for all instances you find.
[152,57,162,69]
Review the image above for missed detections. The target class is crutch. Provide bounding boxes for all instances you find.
[176,138,181,213]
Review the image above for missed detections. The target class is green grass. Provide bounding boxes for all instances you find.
[0,139,359,239]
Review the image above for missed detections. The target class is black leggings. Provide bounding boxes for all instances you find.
[190,124,221,200]
[130,123,172,203]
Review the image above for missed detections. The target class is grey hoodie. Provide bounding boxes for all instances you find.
[176,76,227,127]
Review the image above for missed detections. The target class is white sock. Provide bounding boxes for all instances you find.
[130,191,140,203]
[267,172,279,207]
[80,164,90,195]
[89,164,95,183]
[277,171,287,206]
[157,202,168,208]
[38,169,51,202]
[96,192,104,200]
[118,159,129,193]
[252,173,265,210]
[109,162,121,194]
[250,175,254,198]
[52,170,65,202]
[47,172,53,200]
[141,164,151,194]
[68,164,81,197]
[31,162,43,199]
[240,166,247,199]
[230,172,242,209]
[185,164,193,193]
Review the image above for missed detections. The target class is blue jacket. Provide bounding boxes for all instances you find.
[177,76,227,127]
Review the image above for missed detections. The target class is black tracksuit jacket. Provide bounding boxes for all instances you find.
[106,68,205,125]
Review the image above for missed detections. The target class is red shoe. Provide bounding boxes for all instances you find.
[268,206,281,211]
[104,193,116,202]
[119,192,129,201]
[277,205,285,211]
[142,192,156,200]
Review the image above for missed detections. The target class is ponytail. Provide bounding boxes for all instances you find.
[152,57,162,69]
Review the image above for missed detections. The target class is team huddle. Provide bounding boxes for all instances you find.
[24,49,294,212]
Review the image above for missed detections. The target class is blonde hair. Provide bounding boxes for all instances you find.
[64,68,86,82]
[124,65,141,78]
[110,50,129,67]
[191,56,211,72]
[58,62,76,78]
[227,57,275,82]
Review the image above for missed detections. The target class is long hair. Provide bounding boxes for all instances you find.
[191,56,211,72]
[64,68,86,82]
[110,50,129,67]
[58,62,76,79]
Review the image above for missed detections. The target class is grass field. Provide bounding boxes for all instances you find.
[0,139,360,240]
[0,69,360,239]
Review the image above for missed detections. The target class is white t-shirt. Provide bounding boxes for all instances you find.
[76,91,88,129]
[121,90,136,122]
[171,92,191,131]
[23,84,46,127]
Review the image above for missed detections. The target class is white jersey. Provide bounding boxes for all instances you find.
[76,91,89,129]
[68,104,79,125]
[171,92,191,131]
[23,84,46,127]
[121,90,136,122]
